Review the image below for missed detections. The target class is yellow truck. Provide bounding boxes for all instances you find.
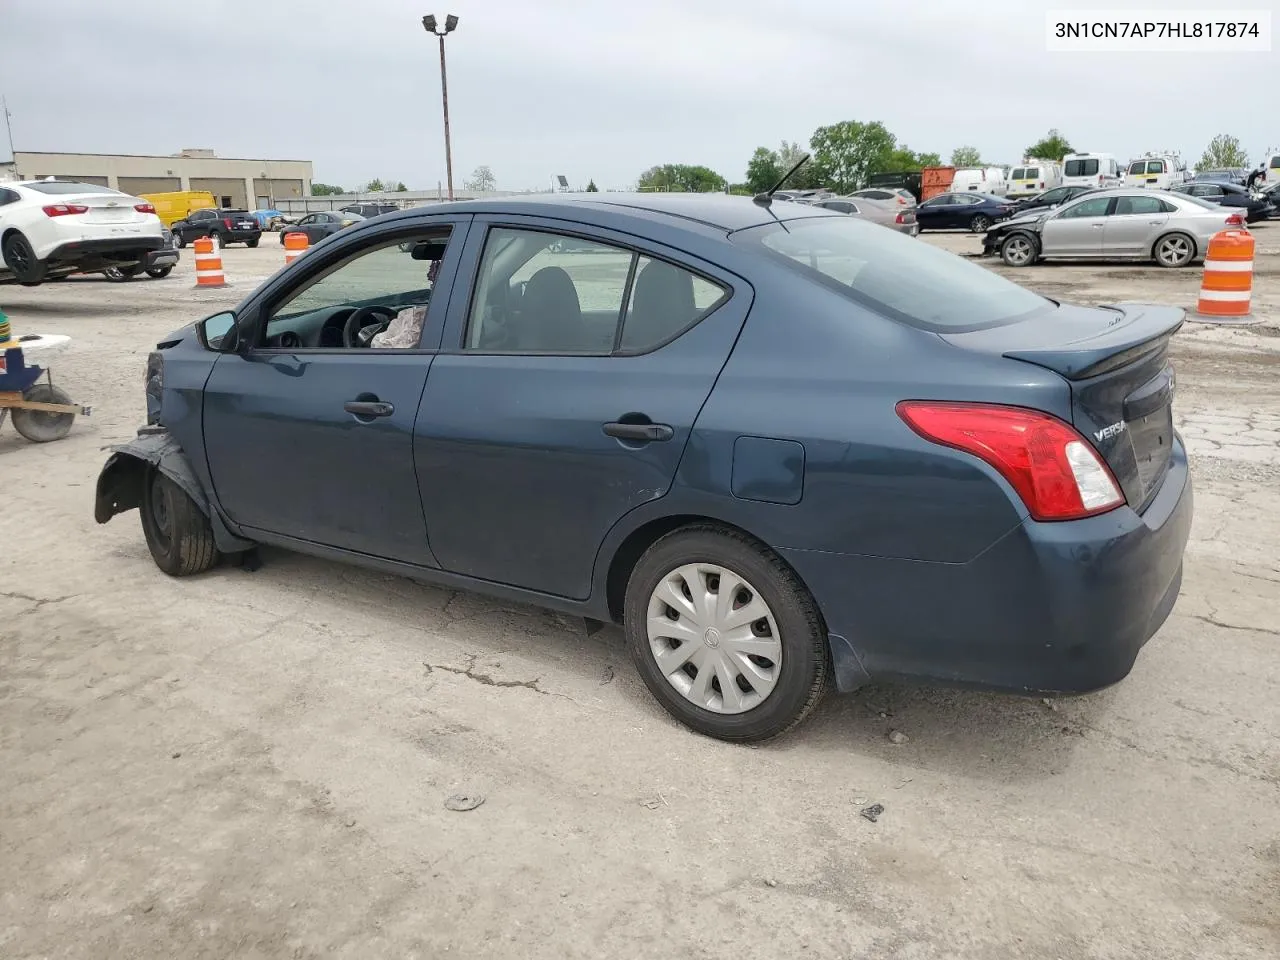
[139,190,216,228]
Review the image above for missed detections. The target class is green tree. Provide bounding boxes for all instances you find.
[394,181,408,192]
[883,146,941,172]
[1197,134,1250,170]
[636,163,726,193]
[364,178,386,192]
[808,120,897,193]
[776,140,822,189]
[745,146,783,193]
[950,145,982,167]
[1024,129,1074,161]
[465,165,497,192]
[585,179,598,192]
[310,182,345,196]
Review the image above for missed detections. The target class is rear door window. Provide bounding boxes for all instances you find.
[1114,195,1168,215]
[1065,158,1100,177]
[734,217,1047,333]
[465,227,726,355]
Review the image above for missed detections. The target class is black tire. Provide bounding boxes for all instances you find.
[103,264,141,282]
[10,383,75,442]
[969,214,993,233]
[1153,232,1196,268]
[145,266,173,279]
[139,469,220,576]
[172,230,186,248]
[624,525,828,743]
[210,231,225,248]
[2,231,47,284]
[246,237,259,248]
[1000,232,1039,267]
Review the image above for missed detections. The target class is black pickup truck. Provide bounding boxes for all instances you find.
[170,208,262,248]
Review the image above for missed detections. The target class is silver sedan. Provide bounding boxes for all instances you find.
[813,196,918,236]
[983,189,1246,268]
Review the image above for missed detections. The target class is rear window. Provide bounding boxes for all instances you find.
[1177,193,1225,210]
[734,217,1048,333]
[1147,160,1166,173]
[1065,159,1100,177]
[1128,162,1145,175]
[1271,157,1280,168]
[24,181,124,195]
[1011,167,1027,179]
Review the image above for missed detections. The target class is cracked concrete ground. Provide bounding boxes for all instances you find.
[2,233,1278,959]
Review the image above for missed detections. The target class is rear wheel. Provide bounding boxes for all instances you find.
[210,231,225,249]
[1000,232,1038,266]
[969,214,993,233]
[625,526,828,742]
[145,266,173,279]
[10,383,75,442]
[139,469,220,576]
[246,237,259,248]
[172,230,187,248]
[1154,232,1195,268]
[2,231,47,284]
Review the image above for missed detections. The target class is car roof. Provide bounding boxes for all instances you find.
[370,192,833,235]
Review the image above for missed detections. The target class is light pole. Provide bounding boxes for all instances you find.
[422,14,458,200]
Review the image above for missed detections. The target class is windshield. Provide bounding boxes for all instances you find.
[1064,159,1099,177]
[24,181,125,195]
[734,216,1048,333]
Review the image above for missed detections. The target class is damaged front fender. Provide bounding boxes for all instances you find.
[94,429,255,553]
[95,429,208,524]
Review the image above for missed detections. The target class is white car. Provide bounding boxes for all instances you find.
[0,179,164,286]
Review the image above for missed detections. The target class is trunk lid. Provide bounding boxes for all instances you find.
[60,193,147,224]
[941,301,1183,511]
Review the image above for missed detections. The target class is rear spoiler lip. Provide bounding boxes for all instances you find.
[1001,302,1185,381]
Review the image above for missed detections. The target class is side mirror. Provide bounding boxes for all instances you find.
[197,311,239,353]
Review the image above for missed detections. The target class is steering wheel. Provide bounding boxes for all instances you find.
[342,305,398,348]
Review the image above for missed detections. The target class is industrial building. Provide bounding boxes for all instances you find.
[0,148,313,210]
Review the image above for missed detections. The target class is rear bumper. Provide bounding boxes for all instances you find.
[786,437,1193,695]
[46,236,164,265]
[221,229,262,243]
[145,248,180,268]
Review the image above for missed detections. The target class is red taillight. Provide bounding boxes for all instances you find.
[1039,181,1045,189]
[1225,212,1245,226]
[1098,175,1104,184]
[42,203,89,217]
[894,212,906,224]
[895,402,1124,521]
[223,217,233,229]
[135,203,156,214]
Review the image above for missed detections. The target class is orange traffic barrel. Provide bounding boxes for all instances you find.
[284,231,310,265]
[192,236,227,288]
[1195,230,1254,323]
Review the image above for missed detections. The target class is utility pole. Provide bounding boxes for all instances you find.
[2,96,16,175]
[422,15,458,200]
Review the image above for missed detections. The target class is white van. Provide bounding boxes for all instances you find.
[1123,153,1189,190]
[1062,152,1122,188]
[950,167,1008,196]
[1007,161,1063,198]
[1265,152,1280,185]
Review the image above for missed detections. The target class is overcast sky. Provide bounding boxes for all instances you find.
[1,0,1276,191]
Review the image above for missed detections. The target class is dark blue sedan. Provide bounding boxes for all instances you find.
[95,193,1192,742]
[915,191,1017,232]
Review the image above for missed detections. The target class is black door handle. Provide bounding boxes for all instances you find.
[603,421,674,442]
[344,400,395,418]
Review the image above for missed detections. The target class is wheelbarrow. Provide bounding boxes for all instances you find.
[0,325,92,444]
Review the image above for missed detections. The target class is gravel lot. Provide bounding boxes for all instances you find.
[2,226,1278,960]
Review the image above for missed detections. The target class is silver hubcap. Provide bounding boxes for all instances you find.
[1159,237,1190,264]
[646,563,782,714]
[1005,237,1032,264]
